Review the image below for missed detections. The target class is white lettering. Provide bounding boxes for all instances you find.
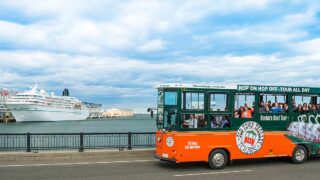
[250,86,257,91]
[293,88,301,92]
[260,115,288,121]
[269,87,278,92]
[238,85,249,91]
[185,141,201,150]
[302,88,310,93]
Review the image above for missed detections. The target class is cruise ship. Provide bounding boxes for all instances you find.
[5,86,89,122]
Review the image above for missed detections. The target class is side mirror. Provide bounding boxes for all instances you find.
[147,108,154,118]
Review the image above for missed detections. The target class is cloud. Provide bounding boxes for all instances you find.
[290,38,320,54]
[0,0,275,55]
[137,39,165,52]
[1,48,320,112]
[0,21,49,48]
[0,1,320,112]
[192,3,320,56]
[1,50,319,87]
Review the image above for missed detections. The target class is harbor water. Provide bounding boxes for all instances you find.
[0,114,156,133]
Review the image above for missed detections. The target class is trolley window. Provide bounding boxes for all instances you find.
[182,92,204,110]
[234,93,255,118]
[210,114,230,129]
[157,107,163,128]
[293,95,317,113]
[209,93,228,111]
[259,94,288,113]
[164,92,177,105]
[180,114,207,129]
[158,91,164,106]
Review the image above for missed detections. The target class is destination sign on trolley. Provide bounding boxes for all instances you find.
[237,85,320,93]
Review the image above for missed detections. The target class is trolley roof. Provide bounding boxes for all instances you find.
[157,84,320,94]
[156,84,236,90]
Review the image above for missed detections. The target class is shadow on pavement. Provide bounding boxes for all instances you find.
[153,156,320,170]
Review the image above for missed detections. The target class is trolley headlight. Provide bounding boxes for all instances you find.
[157,137,161,143]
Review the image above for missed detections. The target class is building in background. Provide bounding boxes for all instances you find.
[83,102,103,119]
[83,104,134,119]
[103,108,134,118]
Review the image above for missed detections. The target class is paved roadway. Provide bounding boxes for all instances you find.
[1,155,320,180]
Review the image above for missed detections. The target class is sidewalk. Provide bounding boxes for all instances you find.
[0,149,156,165]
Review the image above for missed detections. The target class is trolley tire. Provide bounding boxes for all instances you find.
[208,149,228,169]
[292,145,308,164]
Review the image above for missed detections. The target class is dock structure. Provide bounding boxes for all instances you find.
[0,89,16,123]
[0,108,15,123]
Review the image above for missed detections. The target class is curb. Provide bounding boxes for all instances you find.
[0,149,155,162]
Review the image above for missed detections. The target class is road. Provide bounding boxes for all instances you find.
[0,155,319,180]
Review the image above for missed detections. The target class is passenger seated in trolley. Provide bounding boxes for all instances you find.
[293,103,320,114]
[259,101,269,113]
[241,104,254,118]
[221,115,230,128]
[283,103,289,113]
[234,104,254,118]
[210,117,218,128]
[183,114,197,128]
[198,115,207,128]
[292,101,297,112]
[259,99,320,114]
[182,114,207,129]
[270,102,282,113]
[234,110,240,118]
[295,104,303,113]
[259,99,290,113]
[302,103,308,113]
[211,115,230,128]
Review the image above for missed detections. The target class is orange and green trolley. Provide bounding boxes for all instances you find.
[154,84,320,169]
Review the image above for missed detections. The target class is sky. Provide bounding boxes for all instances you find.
[0,0,320,113]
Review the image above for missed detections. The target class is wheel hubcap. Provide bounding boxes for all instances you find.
[295,149,305,161]
[212,153,225,167]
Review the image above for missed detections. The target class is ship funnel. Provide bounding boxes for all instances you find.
[62,88,70,96]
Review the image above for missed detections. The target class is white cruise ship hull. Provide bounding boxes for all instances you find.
[7,104,89,122]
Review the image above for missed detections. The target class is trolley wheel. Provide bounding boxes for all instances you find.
[208,149,228,169]
[292,145,308,164]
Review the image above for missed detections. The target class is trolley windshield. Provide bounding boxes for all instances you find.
[157,89,177,130]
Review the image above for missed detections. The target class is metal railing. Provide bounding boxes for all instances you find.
[0,132,156,152]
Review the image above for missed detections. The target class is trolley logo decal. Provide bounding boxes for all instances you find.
[166,137,174,147]
[236,121,264,155]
